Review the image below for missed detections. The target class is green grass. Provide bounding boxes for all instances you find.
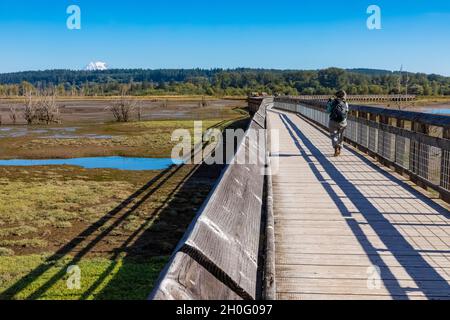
[0,109,248,300]
[0,153,220,300]
[0,239,48,249]
[0,226,37,237]
[0,118,245,159]
[0,254,168,300]
[0,247,15,256]
[0,179,134,228]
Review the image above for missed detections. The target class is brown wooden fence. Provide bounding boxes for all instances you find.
[291,94,417,103]
[149,98,273,300]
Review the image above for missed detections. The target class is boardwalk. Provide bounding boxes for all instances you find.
[268,109,450,300]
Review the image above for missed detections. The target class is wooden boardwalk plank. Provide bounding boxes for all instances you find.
[268,109,450,300]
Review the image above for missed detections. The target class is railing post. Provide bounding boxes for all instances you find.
[440,128,450,201]
[378,114,389,163]
[410,121,429,189]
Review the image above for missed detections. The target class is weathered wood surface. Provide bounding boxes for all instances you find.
[263,118,276,300]
[268,109,450,300]
[248,97,274,115]
[152,252,242,300]
[150,98,272,300]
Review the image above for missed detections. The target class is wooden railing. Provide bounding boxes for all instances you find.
[249,95,415,115]
[274,97,450,203]
[288,94,417,103]
[149,98,273,300]
[248,96,274,115]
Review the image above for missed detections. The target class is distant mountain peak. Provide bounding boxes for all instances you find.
[85,61,108,71]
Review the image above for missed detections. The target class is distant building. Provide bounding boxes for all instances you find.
[249,92,270,97]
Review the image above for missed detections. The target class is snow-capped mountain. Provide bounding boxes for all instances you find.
[85,61,108,71]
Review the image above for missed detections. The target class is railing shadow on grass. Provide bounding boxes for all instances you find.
[2,118,248,300]
[87,117,250,300]
[1,165,180,300]
[89,160,225,300]
[279,113,450,300]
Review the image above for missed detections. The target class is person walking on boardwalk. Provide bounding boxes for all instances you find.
[326,90,349,157]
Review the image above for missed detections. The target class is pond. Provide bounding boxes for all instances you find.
[0,156,182,171]
[0,126,112,139]
[422,108,450,115]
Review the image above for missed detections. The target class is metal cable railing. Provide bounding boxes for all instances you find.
[274,97,450,202]
[283,94,417,103]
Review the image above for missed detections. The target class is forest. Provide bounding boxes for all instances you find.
[1,68,449,97]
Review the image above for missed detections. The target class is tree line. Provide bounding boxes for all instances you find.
[1,68,449,97]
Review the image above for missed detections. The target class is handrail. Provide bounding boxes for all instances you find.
[281,94,417,102]
[276,97,450,127]
[274,97,450,203]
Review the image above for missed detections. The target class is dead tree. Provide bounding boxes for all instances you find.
[9,106,18,124]
[22,93,61,125]
[137,104,143,122]
[23,94,36,125]
[39,94,60,124]
[107,96,137,122]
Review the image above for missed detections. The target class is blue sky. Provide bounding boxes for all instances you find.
[0,0,449,75]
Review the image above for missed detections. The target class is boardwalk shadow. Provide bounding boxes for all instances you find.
[2,118,248,300]
[1,165,180,300]
[91,161,224,299]
[93,118,249,299]
[280,113,450,300]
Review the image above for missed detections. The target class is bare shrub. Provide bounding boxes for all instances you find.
[23,93,61,125]
[137,104,143,122]
[9,106,18,124]
[107,96,138,122]
[23,94,36,125]
[37,94,60,124]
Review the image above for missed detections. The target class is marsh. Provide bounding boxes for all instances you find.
[0,97,248,300]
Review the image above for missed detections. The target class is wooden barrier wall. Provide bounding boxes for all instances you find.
[149,98,273,300]
[248,96,274,115]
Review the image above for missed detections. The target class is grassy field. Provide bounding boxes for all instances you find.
[0,99,248,300]
[0,254,168,300]
[413,96,450,105]
[0,97,246,125]
[0,118,239,159]
[0,163,221,300]
[353,96,450,110]
[0,95,248,102]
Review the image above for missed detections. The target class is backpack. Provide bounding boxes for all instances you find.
[330,99,348,123]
